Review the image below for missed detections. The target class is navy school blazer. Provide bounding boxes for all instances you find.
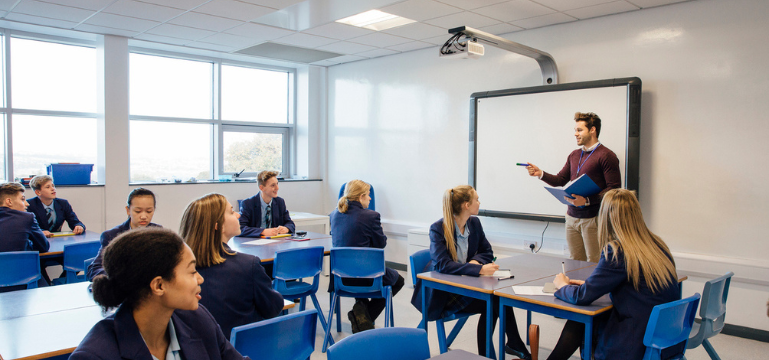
[26,197,86,232]
[238,193,295,237]
[86,219,162,281]
[196,243,284,340]
[0,206,50,253]
[555,246,682,360]
[329,201,399,286]
[69,303,248,360]
[410,216,494,321]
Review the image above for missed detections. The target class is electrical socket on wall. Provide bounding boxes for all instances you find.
[524,241,537,251]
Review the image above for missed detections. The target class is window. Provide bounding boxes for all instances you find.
[129,52,293,183]
[2,36,98,183]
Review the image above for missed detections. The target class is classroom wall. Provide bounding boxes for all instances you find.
[326,0,769,330]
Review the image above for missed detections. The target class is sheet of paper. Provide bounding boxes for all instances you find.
[242,239,282,246]
[481,270,512,277]
[512,286,555,296]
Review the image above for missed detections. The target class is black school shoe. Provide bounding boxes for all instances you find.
[347,310,361,333]
[505,345,532,360]
[352,301,375,332]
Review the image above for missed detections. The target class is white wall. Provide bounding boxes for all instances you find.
[326,0,769,330]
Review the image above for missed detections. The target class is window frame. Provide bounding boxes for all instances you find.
[127,48,296,182]
[1,30,99,182]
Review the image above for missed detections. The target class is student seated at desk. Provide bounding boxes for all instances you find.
[87,188,161,281]
[546,189,680,360]
[181,193,284,339]
[26,175,85,238]
[0,182,49,254]
[239,170,295,237]
[329,180,405,333]
[71,228,248,360]
[411,185,530,359]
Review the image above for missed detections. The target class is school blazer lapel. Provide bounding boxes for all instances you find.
[173,313,208,360]
[114,306,155,360]
[53,199,65,230]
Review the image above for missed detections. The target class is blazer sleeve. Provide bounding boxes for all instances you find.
[555,250,625,306]
[468,219,493,264]
[27,216,50,252]
[61,200,86,231]
[429,224,482,276]
[369,212,387,249]
[250,257,284,320]
[239,199,265,237]
[279,199,295,233]
[87,232,111,281]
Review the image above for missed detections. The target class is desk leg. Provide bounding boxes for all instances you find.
[499,301,506,360]
[486,295,493,359]
[582,318,593,360]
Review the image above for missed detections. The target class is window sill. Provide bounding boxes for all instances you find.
[128,178,322,186]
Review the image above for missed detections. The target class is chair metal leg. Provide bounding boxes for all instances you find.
[417,319,425,329]
[336,296,342,332]
[310,294,330,335]
[299,296,306,311]
[702,339,721,360]
[446,317,468,347]
[436,319,449,353]
[527,310,532,345]
[323,294,339,353]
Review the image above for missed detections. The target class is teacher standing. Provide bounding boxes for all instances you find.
[526,112,621,262]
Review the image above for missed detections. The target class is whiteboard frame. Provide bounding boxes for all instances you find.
[468,77,642,222]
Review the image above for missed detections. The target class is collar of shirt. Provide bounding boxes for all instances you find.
[145,318,181,360]
[258,193,273,208]
[582,142,601,152]
[44,202,55,212]
[454,222,469,238]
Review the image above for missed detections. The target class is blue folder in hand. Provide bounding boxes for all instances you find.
[544,174,602,206]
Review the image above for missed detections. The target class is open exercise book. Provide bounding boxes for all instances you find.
[544,174,601,206]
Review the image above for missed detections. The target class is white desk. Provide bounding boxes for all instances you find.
[290,212,330,235]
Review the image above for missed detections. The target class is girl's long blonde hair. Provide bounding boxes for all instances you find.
[441,185,475,262]
[180,193,234,267]
[598,189,677,293]
[338,180,371,213]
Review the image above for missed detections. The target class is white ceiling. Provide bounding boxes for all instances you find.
[0,0,692,66]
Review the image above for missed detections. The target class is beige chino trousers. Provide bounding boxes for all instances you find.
[565,215,600,263]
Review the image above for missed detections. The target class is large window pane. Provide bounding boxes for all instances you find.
[12,115,97,182]
[11,38,96,112]
[223,131,283,174]
[130,54,212,119]
[221,65,288,123]
[0,114,5,181]
[130,121,211,182]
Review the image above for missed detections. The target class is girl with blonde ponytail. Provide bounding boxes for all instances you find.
[411,185,531,359]
[330,180,404,333]
[546,189,681,360]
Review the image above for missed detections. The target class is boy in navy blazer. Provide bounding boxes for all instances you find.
[26,175,85,237]
[239,170,295,237]
[0,182,49,253]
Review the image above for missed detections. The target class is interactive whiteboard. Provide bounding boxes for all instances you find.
[469,78,641,222]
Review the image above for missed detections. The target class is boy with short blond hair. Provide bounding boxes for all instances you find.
[27,175,86,238]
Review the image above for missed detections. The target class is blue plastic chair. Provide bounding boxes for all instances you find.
[323,247,393,352]
[327,327,430,360]
[53,240,100,284]
[272,246,330,337]
[642,293,701,360]
[686,272,733,360]
[410,249,474,353]
[230,309,318,360]
[339,182,376,211]
[0,251,41,290]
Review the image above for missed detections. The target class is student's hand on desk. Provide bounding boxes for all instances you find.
[569,279,585,285]
[554,273,570,289]
[469,260,481,265]
[565,194,587,207]
[479,263,499,276]
[73,226,84,235]
[526,163,542,177]
[43,230,53,238]
[276,226,290,234]
[262,228,279,236]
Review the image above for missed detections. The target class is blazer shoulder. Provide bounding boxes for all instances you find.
[429,219,445,237]
[27,197,43,209]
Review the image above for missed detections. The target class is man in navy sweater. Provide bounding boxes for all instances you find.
[526,112,621,262]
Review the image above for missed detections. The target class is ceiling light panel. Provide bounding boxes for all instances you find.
[337,10,416,31]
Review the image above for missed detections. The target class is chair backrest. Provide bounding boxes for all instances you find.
[230,309,318,360]
[327,327,430,360]
[643,293,701,359]
[273,246,324,280]
[0,251,41,289]
[62,241,101,272]
[699,271,733,335]
[84,257,96,272]
[330,248,385,294]
[338,182,376,211]
[409,249,431,285]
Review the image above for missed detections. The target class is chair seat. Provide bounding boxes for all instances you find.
[333,288,388,299]
[278,280,314,296]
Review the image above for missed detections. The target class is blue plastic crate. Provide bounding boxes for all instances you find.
[47,164,93,185]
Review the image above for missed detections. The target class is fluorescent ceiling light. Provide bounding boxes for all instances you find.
[336,10,415,31]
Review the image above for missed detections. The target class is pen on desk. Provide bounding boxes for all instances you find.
[516,163,529,166]
[497,275,515,281]
[561,261,566,274]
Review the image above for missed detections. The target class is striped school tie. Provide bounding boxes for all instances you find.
[46,207,55,229]
[265,204,272,228]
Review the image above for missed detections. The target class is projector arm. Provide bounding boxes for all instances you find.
[449,26,559,85]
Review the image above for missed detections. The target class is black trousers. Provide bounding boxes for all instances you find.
[461,298,528,357]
